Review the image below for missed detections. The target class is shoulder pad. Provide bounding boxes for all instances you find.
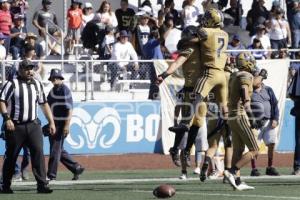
[238,71,253,84]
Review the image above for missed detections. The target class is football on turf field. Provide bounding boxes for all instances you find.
[153,184,176,198]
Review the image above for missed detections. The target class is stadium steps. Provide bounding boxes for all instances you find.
[41,55,150,101]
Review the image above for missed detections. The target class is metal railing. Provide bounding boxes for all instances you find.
[0,59,167,101]
[45,19,64,71]
[1,46,299,100]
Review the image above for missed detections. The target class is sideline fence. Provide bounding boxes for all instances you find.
[1,47,299,101]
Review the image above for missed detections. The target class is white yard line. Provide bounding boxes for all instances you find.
[12,175,300,186]
[134,190,300,200]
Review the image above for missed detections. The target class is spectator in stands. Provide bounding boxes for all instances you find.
[0,0,12,53]
[140,0,153,13]
[181,0,200,28]
[201,0,217,12]
[159,13,175,59]
[66,0,83,55]
[142,29,163,99]
[289,53,300,87]
[250,70,280,176]
[143,29,163,60]
[110,30,139,91]
[32,0,62,56]
[82,2,94,29]
[22,43,43,81]
[250,24,271,51]
[286,0,300,59]
[136,12,151,58]
[20,33,44,80]
[269,1,282,18]
[10,14,27,60]
[100,25,116,59]
[287,52,300,175]
[10,0,29,27]
[227,34,245,59]
[138,3,158,31]
[246,0,269,36]
[0,32,7,59]
[32,0,59,38]
[21,32,44,59]
[158,0,180,27]
[248,38,268,60]
[115,0,135,32]
[267,7,291,56]
[224,0,243,26]
[95,0,118,28]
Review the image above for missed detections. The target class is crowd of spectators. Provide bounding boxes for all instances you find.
[0,0,300,92]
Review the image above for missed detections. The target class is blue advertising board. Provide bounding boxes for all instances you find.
[0,101,162,155]
[276,99,295,152]
[0,99,297,155]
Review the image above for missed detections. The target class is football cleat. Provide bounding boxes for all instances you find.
[224,170,238,189]
[235,182,255,191]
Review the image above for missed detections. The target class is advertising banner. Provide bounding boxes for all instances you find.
[0,101,162,155]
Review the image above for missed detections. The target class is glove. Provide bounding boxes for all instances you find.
[259,68,268,80]
[155,72,170,85]
[246,109,259,129]
[249,119,259,129]
[158,72,170,80]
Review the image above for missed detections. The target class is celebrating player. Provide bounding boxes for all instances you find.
[224,52,259,191]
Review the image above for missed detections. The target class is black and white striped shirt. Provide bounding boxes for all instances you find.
[0,77,47,122]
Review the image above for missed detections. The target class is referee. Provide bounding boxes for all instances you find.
[0,59,56,194]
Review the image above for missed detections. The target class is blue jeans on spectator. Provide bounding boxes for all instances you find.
[15,147,30,175]
[138,62,159,99]
[3,36,11,55]
[108,63,138,91]
[10,46,21,60]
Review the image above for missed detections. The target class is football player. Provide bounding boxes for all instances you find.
[224,52,260,191]
[199,65,233,182]
[156,25,207,167]
[174,8,229,166]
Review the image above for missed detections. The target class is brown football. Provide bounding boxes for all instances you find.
[153,184,176,198]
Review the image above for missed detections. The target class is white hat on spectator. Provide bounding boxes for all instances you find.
[139,5,152,16]
[135,10,150,18]
[0,0,9,3]
[136,10,146,16]
[84,2,93,8]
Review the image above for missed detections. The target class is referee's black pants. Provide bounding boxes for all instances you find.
[2,120,48,188]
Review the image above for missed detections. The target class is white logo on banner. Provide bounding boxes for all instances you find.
[66,107,121,149]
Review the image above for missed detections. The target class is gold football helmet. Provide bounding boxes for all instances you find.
[236,52,256,72]
[203,8,224,28]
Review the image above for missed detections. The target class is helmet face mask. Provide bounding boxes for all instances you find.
[236,52,256,73]
[203,8,224,28]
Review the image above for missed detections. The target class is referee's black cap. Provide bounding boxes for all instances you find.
[19,59,35,69]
